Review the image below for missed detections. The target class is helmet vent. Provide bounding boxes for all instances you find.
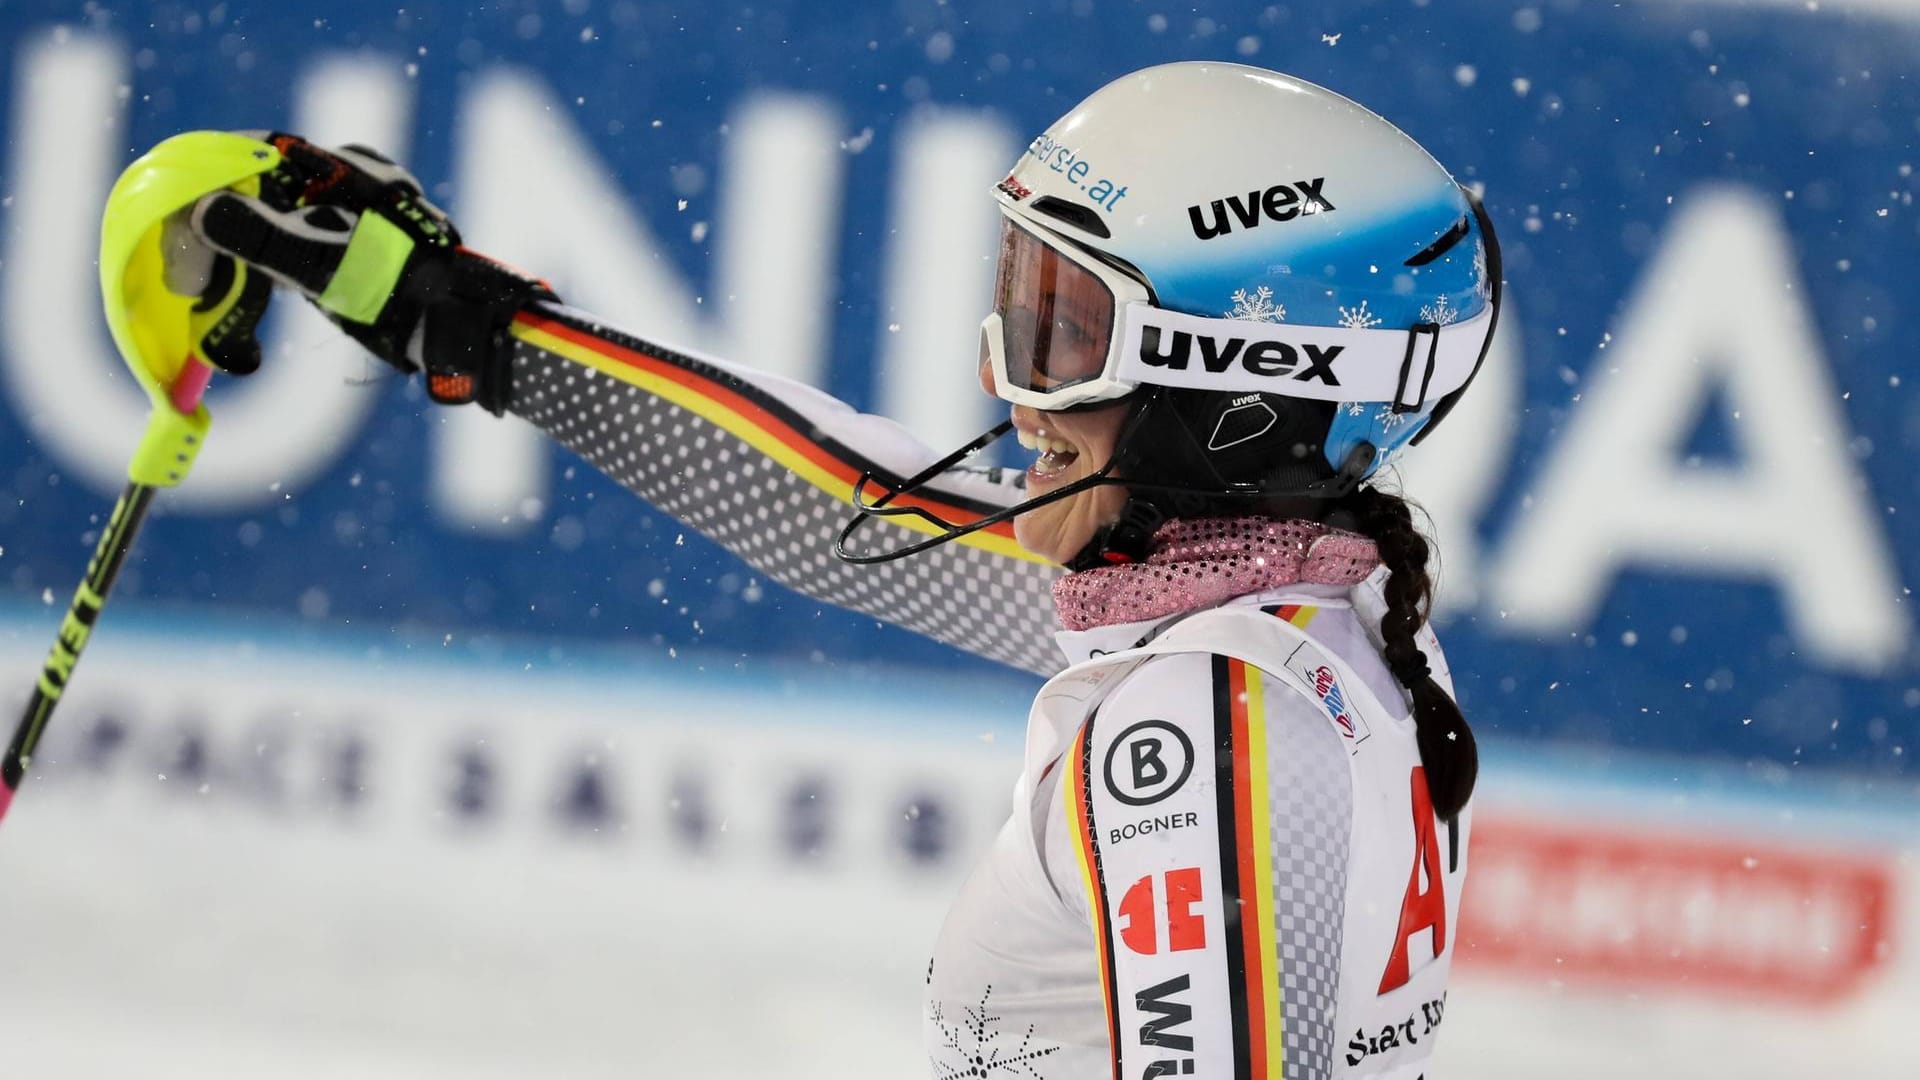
[1404,213,1470,266]
[1031,196,1112,239]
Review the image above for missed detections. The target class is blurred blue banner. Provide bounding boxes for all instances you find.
[1,0,1917,781]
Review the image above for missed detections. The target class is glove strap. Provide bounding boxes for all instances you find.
[421,249,555,414]
[317,213,413,324]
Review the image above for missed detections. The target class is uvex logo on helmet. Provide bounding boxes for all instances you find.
[1139,327,1343,385]
[1187,178,1336,240]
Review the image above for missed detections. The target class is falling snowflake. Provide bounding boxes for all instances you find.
[1227,285,1285,323]
[1419,293,1458,326]
[1338,300,1382,329]
[929,987,1061,1080]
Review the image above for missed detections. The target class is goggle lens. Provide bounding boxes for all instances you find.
[987,219,1116,396]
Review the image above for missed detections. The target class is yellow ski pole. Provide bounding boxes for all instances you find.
[1,131,281,824]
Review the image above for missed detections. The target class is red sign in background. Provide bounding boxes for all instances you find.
[1459,817,1896,1005]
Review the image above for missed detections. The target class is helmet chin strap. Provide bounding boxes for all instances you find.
[1065,497,1166,570]
[835,458,1137,565]
[834,389,1380,567]
[832,417,1131,565]
[1070,444,1377,569]
[1066,390,1379,570]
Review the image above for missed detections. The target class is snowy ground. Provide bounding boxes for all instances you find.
[1,617,1914,1077]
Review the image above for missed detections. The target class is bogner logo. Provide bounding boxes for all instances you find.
[1139,327,1343,386]
[1103,719,1195,807]
[1188,177,1336,240]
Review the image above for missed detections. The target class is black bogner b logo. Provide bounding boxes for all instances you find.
[1187,177,1336,240]
[1103,720,1195,807]
[1139,327,1343,386]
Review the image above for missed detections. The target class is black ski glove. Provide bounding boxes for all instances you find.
[159,201,275,378]
[185,132,556,412]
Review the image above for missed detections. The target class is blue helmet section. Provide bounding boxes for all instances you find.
[1147,187,1493,475]
[1149,186,1485,330]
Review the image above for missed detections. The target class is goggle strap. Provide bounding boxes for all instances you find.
[1395,323,1442,413]
[1113,302,1491,405]
[1412,192,1504,445]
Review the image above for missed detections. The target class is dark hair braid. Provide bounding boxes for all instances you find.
[1341,486,1478,822]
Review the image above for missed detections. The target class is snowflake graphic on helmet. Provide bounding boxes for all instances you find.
[1338,300,1382,330]
[1419,293,1457,326]
[1473,244,1491,300]
[1227,285,1285,323]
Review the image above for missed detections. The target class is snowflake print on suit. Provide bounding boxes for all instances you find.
[929,986,1061,1080]
[1227,284,1285,322]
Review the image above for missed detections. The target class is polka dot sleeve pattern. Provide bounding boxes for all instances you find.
[504,302,1067,677]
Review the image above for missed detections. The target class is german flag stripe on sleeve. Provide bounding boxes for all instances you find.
[1077,653,1295,1076]
[1262,602,1319,629]
[1214,655,1285,1077]
[508,307,1039,563]
[1063,717,1122,1080]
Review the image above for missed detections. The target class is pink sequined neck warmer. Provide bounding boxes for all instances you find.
[1052,517,1381,632]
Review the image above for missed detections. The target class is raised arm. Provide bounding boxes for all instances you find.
[175,133,1067,676]
[503,301,1064,674]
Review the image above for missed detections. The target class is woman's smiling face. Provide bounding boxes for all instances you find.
[991,375,1131,564]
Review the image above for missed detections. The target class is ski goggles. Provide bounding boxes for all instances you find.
[979,212,1494,413]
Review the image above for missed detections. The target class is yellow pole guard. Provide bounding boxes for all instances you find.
[98,130,281,487]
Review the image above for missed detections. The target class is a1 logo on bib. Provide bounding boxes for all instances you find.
[1103,719,1195,806]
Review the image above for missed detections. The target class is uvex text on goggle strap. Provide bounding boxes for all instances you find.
[834,198,1501,566]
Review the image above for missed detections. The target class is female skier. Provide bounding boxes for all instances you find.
[167,62,1498,1078]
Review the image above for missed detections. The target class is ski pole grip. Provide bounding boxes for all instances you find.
[100,131,281,487]
[126,392,211,488]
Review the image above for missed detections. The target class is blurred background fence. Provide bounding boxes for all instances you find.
[0,1,1916,1076]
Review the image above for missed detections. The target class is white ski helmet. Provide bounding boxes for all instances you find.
[838,62,1499,564]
